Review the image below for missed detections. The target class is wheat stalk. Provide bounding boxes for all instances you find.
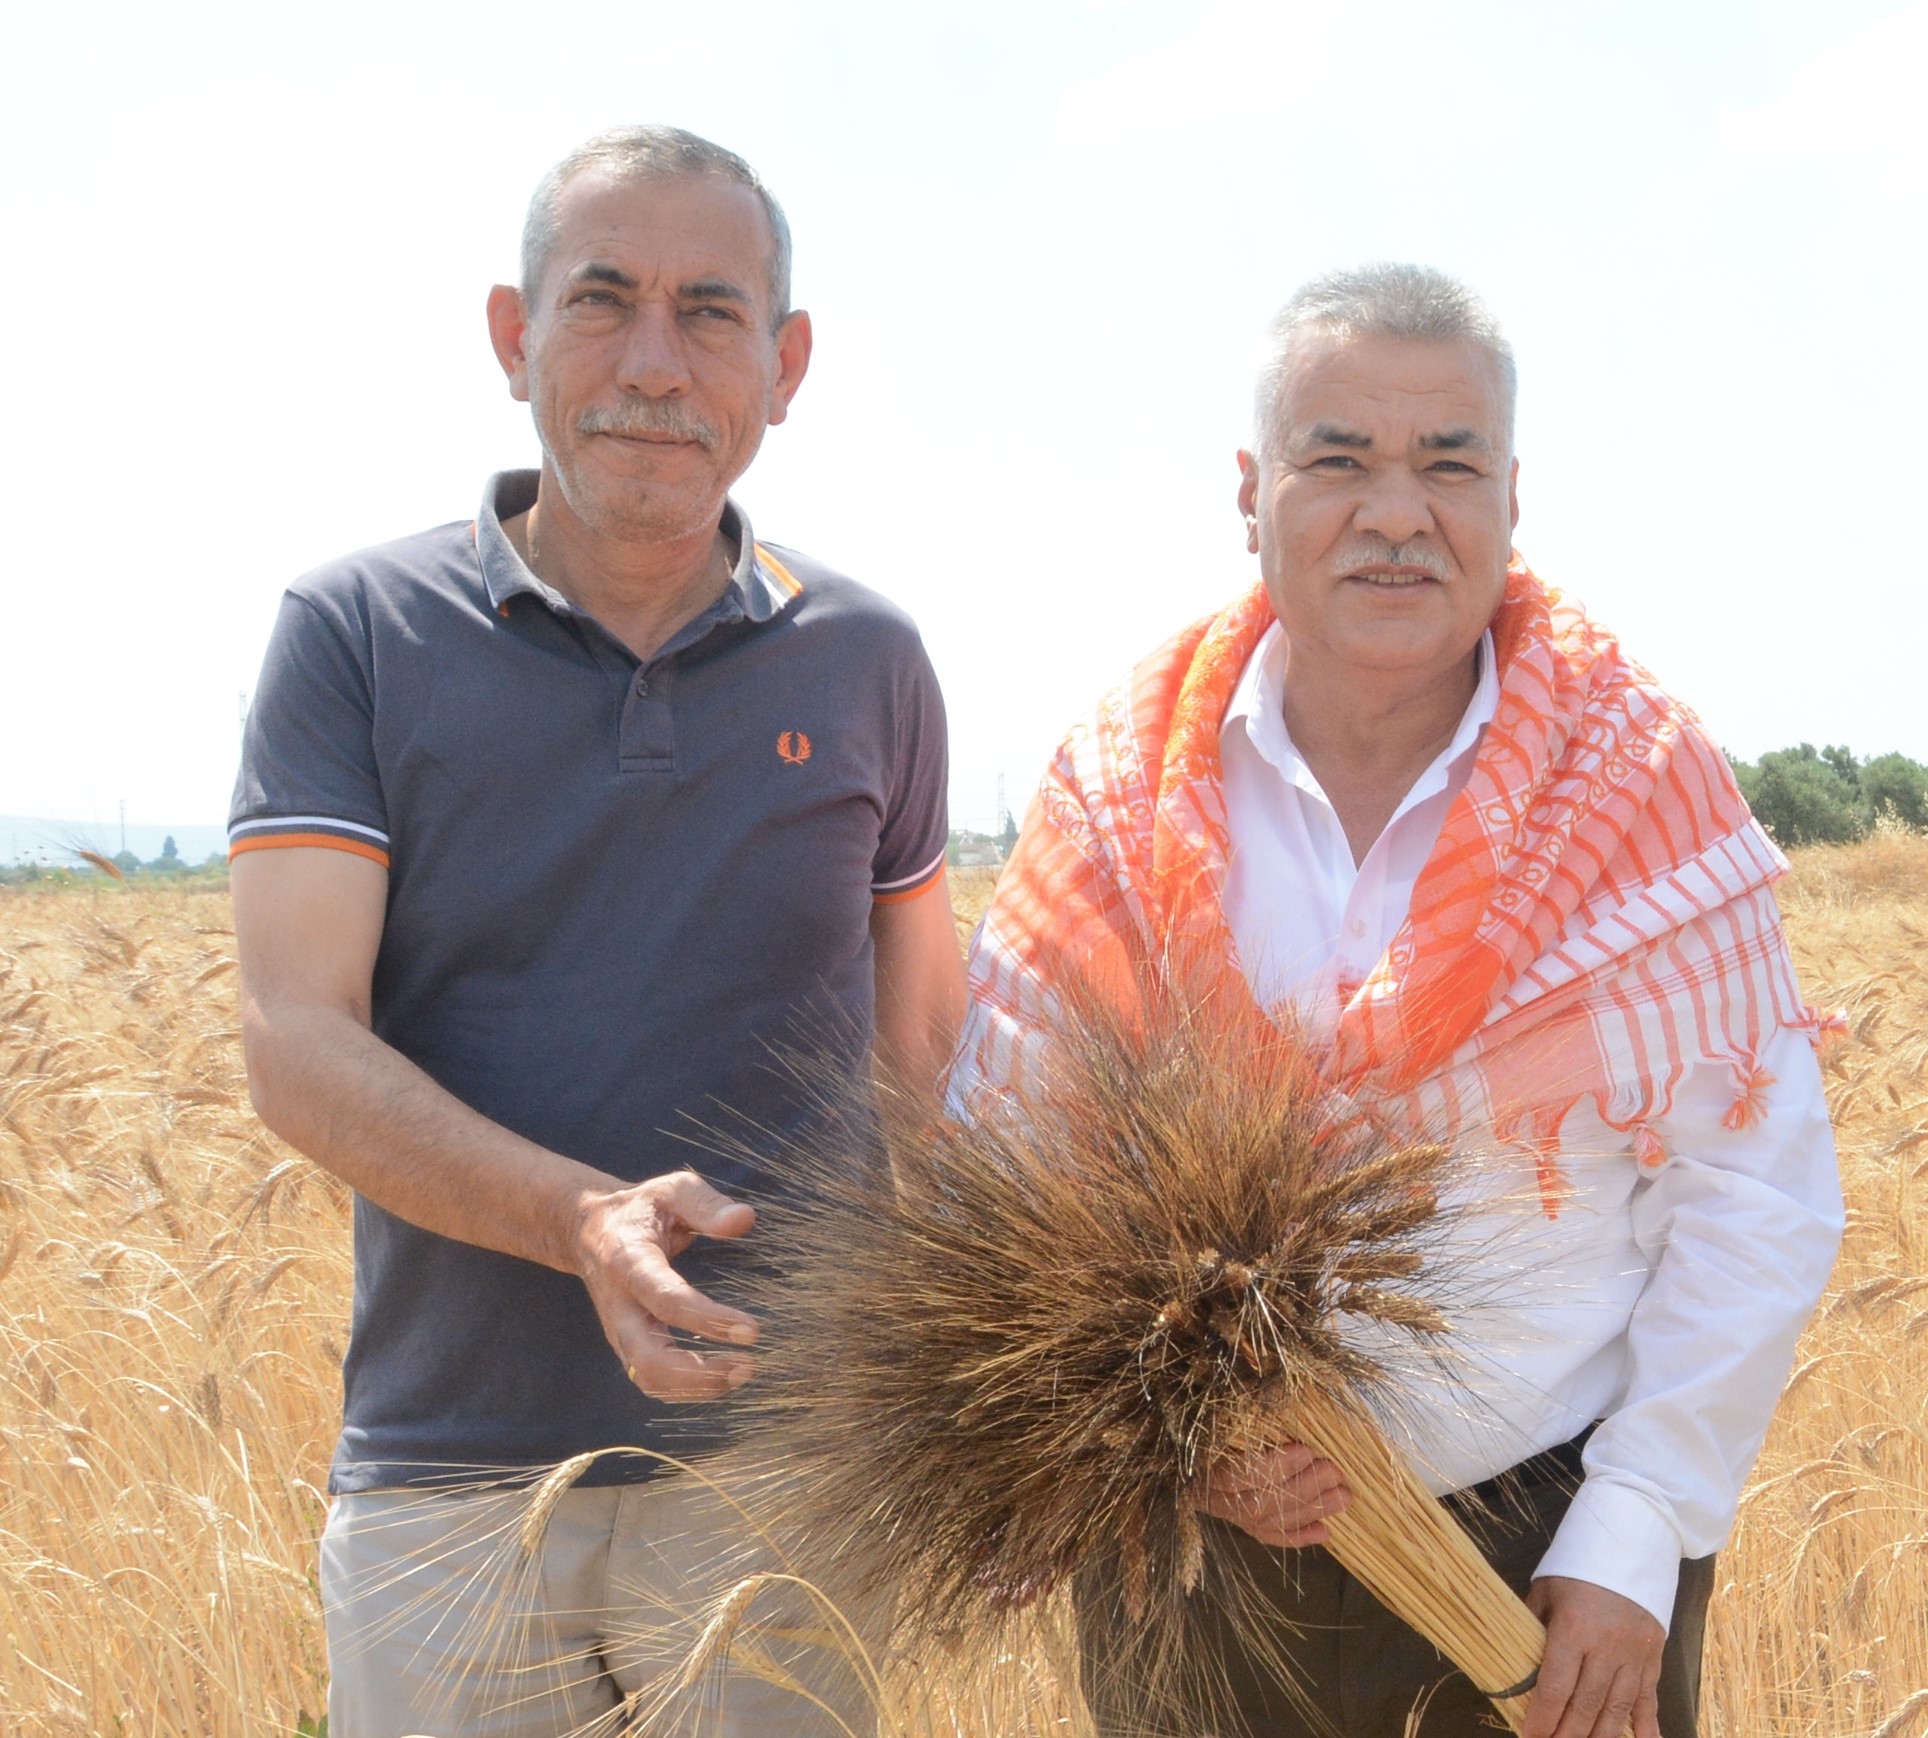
[1264,1387,1547,1733]
[691,958,1578,1732]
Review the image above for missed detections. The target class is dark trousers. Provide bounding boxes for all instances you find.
[1082,1434,1715,1737]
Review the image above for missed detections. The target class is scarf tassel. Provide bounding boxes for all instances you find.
[1722,1065,1778,1133]
[1809,1005,1852,1055]
[1494,1104,1570,1219]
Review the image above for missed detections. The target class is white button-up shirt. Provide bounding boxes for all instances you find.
[1219,622,1842,1628]
[1223,622,1500,1032]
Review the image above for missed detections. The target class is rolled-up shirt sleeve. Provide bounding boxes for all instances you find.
[1534,1021,1844,1626]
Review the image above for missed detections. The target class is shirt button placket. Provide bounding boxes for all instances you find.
[620,664,675,773]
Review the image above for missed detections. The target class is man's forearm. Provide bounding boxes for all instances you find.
[244,999,616,1273]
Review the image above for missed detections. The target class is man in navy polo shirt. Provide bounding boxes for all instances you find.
[230,126,963,1736]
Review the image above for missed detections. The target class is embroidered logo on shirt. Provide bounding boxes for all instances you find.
[777,730,813,765]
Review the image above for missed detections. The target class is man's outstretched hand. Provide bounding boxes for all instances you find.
[573,1169,759,1402]
[1523,1576,1664,1738]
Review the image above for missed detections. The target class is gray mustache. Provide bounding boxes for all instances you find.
[1330,537,1453,579]
[578,399,720,449]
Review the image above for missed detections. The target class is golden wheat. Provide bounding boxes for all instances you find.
[0,840,1922,1734]
[0,885,345,1735]
[1699,835,1928,1738]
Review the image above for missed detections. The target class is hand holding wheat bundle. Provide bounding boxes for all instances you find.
[702,970,1588,1734]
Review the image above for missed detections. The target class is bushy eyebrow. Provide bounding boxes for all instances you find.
[1301,422,1372,449]
[1418,428,1491,453]
[567,262,640,291]
[679,276,753,306]
[561,266,754,307]
[1294,422,1493,456]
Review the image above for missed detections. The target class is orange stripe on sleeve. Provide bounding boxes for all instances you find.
[872,861,946,905]
[228,832,391,868]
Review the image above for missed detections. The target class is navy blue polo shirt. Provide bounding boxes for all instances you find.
[231,470,948,1490]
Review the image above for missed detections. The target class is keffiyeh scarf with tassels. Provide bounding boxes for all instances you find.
[953,558,1834,1207]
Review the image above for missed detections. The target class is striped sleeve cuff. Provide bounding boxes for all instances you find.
[871,846,947,905]
[228,815,391,868]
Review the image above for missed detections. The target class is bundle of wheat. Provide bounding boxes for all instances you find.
[696,966,1564,1735]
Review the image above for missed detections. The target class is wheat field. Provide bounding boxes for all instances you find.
[1,840,1923,1736]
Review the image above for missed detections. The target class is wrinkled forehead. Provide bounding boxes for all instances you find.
[1276,331,1512,450]
[541,169,779,302]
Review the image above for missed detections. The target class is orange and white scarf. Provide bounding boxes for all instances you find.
[954,560,1831,1200]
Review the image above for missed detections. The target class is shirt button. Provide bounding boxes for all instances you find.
[634,675,650,697]
[1348,919,1368,939]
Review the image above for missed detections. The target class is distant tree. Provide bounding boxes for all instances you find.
[1819,744,1859,787]
[112,849,142,876]
[998,810,1020,855]
[161,835,180,863]
[1859,751,1928,831]
[1739,743,1870,846]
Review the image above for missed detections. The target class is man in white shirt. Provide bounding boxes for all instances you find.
[951,264,1841,1738]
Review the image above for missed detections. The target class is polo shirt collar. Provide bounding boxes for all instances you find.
[475,469,797,624]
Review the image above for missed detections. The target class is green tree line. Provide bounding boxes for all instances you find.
[1728,744,1928,847]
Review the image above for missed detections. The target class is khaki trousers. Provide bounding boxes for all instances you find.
[321,1476,872,1738]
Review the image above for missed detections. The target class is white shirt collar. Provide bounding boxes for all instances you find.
[1223,621,1500,819]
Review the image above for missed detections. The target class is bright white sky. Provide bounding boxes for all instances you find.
[4,0,1924,836]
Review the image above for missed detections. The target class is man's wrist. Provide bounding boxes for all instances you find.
[539,1164,632,1279]
[1533,1476,1684,1631]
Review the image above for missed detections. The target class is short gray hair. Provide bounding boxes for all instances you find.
[520,125,793,327]
[1254,263,1516,458]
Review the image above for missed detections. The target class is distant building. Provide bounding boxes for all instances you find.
[947,830,1004,869]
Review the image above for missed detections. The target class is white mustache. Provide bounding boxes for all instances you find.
[578,399,720,449]
[1331,538,1452,579]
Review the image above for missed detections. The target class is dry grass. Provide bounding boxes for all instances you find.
[0,839,1923,1734]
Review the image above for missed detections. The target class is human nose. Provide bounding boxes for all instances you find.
[1352,465,1433,546]
[615,302,693,398]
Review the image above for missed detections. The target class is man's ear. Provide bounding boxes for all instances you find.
[486,285,533,404]
[1236,449,1262,555]
[1509,456,1520,531]
[764,309,814,427]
